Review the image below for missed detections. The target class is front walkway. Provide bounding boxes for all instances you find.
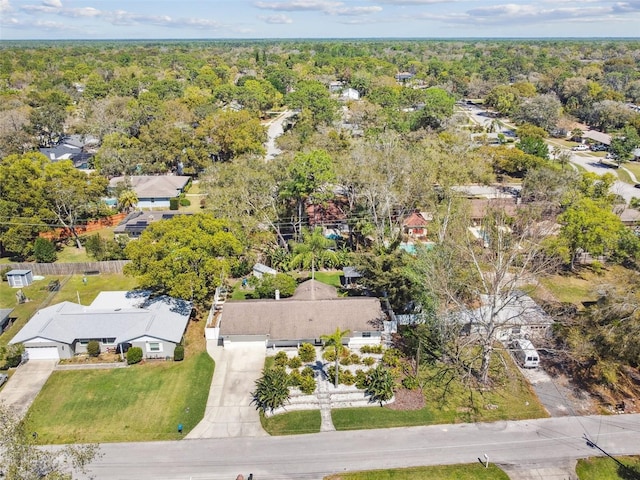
[186,341,267,439]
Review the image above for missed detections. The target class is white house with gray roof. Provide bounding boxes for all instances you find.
[10,291,191,361]
[109,175,191,209]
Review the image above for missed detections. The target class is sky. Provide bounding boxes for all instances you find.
[1,0,640,40]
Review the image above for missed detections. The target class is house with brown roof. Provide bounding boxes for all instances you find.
[216,280,385,348]
[403,211,430,240]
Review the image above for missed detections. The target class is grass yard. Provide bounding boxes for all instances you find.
[313,270,343,288]
[260,410,321,435]
[27,349,214,444]
[324,464,509,480]
[51,273,139,305]
[540,265,629,307]
[576,456,640,480]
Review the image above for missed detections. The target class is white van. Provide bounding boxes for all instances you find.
[511,338,540,368]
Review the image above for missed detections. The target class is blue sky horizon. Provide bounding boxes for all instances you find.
[2,0,640,41]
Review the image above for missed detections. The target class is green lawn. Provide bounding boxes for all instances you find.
[622,161,640,183]
[576,456,640,480]
[540,265,629,307]
[324,464,509,480]
[1,274,138,351]
[313,270,343,288]
[27,350,214,444]
[260,410,321,435]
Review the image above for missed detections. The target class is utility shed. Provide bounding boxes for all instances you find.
[6,269,33,288]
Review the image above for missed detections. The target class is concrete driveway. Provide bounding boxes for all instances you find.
[0,360,56,417]
[187,342,267,438]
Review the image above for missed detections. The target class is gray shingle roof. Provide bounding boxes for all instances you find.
[220,281,384,340]
[10,291,191,346]
[109,175,190,199]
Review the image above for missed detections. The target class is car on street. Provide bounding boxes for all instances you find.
[572,144,589,151]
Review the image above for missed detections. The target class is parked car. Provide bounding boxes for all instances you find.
[0,373,8,387]
[590,144,608,152]
[572,144,589,151]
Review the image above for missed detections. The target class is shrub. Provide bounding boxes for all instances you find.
[254,273,297,299]
[169,197,179,210]
[299,375,316,394]
[340,370,355,386]
[349,353,361,364]
[174,345,184,361]
[362,356,376,367]
[288,369,302,386]
[274,351,288,367]
[126,347,143,365]
[86,340,100,357]
[382,348,402,368]
[327,365,340,381]
[33,238,57,263]
[322,348,336,362]
[179,198,191,207]
[298,343,316,363]
[339,356,352,366]
[251,367,290,413]
[355,369,368,389]
[288,356,302,369]
[402,375,420,390]
[360,344,383,354]
[3,344,24,369]
[301,366,315,378]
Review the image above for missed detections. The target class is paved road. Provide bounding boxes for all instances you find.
[82,414,640,479]
[264,110,296,161]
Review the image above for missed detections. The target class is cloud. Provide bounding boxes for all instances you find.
[374,0,453,4]
[254,0,382,15]
[260,13,294,23]
[0,0,12,13]
[412,2,631,26]
[42,0,62,7]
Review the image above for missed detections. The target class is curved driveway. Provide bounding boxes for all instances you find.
[83,414,640,479]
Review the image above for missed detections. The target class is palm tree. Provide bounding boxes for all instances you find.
[321,327,350,387]
[117,189,138,213]
[365,365,394,406]
[251,367,290,413]
[289,227,338,280]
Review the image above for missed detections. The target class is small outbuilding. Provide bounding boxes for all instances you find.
[6,270,33,288]
[252,263,277,279]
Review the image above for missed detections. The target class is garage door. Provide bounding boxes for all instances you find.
[26,346,59,360]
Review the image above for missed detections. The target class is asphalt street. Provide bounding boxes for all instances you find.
[82,414,640,480]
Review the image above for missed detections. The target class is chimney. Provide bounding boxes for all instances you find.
[275,289,280,300]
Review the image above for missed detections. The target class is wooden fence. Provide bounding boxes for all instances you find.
[39,213,128,241]
[2,260,130,276]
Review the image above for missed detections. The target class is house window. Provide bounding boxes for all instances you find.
[79,339,89,345]
[362,332,371,338]
[147,342,162,353]
[102,338,116,345]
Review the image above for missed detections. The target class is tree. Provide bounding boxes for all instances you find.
[279,150,336,238]
[44,161,109,249]
[195,110,266,162]
[254,273,297,299]
[251,367,290,413]
[32,238,57,263]
[289,227,338,279]
[285,81,338,128]
[365,365,395,406]
[124,214,244,305]
[321,328,351,387]
[610,126,640,164]
[558,197,628,269]
[412,205,556,386]
[513,93,562,132]
[485,85,520,115]
[0,404,100,479]
[412,88,455,131]
[117,189,138,213]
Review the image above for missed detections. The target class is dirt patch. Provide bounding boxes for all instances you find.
[386,388,425,411]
